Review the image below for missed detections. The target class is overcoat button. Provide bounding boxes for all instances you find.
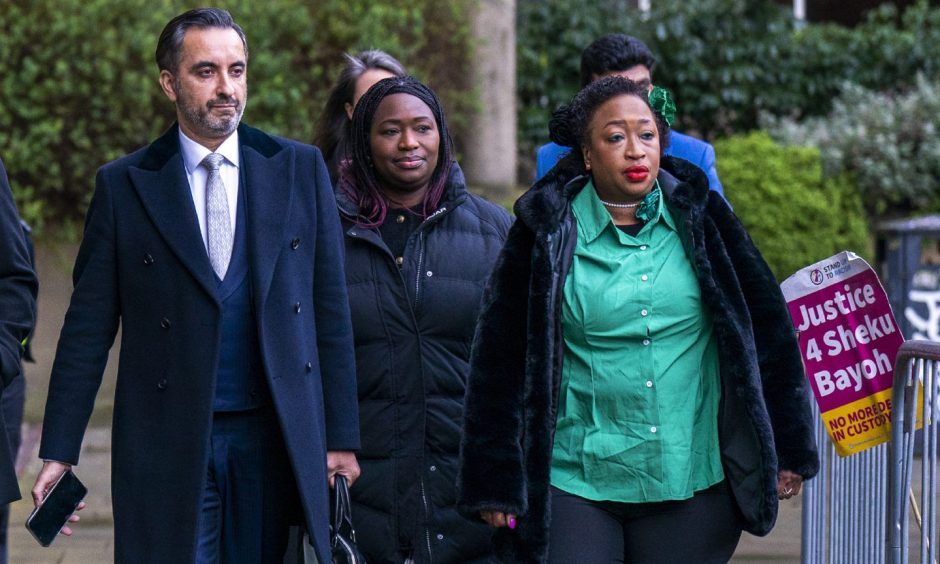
[160,317,171,329]
[291,238,301,250]
[305,362,313,373]
[294,302,301,314]
[143,253,155,265]
[157,379,167,390]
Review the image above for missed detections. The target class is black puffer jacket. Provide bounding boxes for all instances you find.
[337,163,512,563]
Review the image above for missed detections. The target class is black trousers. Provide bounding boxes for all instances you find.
[195,406,300,564]
[548,481,743,564]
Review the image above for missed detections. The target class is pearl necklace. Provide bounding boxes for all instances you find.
[600,199,642,209]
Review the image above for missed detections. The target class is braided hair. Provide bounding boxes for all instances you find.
[548,76,670,175]
[340,76,454,227]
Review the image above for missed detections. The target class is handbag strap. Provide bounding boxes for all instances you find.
[332,475,357,541]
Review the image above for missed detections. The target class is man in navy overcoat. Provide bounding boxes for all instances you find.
[32,9,359,563]
[0,158,37,510]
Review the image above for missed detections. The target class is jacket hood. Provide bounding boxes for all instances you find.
[513,155,711,233]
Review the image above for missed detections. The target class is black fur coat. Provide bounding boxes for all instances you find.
[457,156,819,563]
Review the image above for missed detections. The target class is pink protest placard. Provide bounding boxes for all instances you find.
[781,251,906,456]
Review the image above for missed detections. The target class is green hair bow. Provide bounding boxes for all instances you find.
[648,86,676,127]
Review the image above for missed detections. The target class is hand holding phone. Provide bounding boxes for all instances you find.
[26,468,87,546]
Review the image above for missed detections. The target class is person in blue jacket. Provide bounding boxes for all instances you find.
[535,33,726,202]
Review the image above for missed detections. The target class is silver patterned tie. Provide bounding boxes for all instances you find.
[201,153,232,279]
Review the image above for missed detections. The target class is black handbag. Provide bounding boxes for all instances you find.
[331,475,367,564]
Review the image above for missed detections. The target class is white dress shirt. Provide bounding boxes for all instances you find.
[178,129,240,253]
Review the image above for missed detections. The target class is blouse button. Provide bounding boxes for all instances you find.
[143,253,155,265]
[650,426,658,433]
[640,245,648,251]
[646,380,653,388]
[643,339,651,346]
[641,274,649,281]
[294,302,301,314]
[291,238,300,250]
[640,309,648,317]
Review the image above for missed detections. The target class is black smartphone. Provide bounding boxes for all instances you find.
[25,470,87,547]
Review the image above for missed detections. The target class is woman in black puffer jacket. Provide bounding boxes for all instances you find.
[335,76,511,563]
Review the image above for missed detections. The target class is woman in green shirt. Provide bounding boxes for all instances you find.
[457,77,818,563]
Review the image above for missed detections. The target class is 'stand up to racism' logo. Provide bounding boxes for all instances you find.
[810,269,824,285]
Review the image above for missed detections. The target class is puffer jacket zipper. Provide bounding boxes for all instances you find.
[419,477,434,563]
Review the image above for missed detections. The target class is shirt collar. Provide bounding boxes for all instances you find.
[572,178,675,245]
[179,128,240,175]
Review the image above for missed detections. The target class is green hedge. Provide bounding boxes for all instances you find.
[0,0,473,237]
[763,76,940,219]
[716,132,870,281]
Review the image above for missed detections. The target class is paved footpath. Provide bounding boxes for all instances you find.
[6,423,803,564]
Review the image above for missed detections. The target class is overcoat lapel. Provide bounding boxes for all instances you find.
[128,127,220,302]
[242,139,293,312]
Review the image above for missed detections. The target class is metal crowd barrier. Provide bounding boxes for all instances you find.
[801,389,889,563]
[887,340,940,564]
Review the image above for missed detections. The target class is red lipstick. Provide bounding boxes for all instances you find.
[624,165,649,182]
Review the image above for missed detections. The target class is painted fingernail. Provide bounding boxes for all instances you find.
[508,516,516,530]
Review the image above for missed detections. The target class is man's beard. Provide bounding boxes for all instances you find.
[175,82,246,138]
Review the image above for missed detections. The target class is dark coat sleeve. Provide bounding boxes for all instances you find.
[0,160,37,388]
[708,195,819,479]
[457,218,534,518]
[310,147,360,451]
[39,166,121,464]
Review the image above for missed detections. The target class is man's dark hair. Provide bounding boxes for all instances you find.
[155,8,248,73]
[339,76,455,228]
[579,33,656,87]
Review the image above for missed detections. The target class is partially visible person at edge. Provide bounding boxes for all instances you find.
[535,33,726,203]
[337,76,511,563]
[457,76,818,563]
[31,8,359,563]
[0,218,36,564]
[315,50,407,183]
[0,158,38,559]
